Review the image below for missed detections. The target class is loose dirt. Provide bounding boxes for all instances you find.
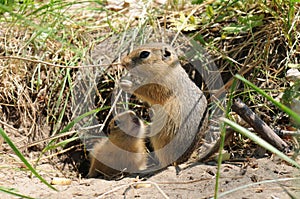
[1,152,299,199]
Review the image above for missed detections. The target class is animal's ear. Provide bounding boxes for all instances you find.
[161,46,172,61]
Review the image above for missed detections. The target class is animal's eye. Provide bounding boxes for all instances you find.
[139,51,150,59]
[114,120,120,126]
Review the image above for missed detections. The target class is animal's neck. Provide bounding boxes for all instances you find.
[135,83,173,105]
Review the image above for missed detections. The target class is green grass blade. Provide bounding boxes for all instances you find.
[51,69,70,135]
[0,128,57,191]
[60,106,110,135]
[214,78,238,199]
[221,118,300,169]
[235,74,300,125]
[43,136,78,152]
[40,106,110,156]
[0,186,36,199]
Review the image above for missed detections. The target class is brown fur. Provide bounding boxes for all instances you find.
[88,111,147,178]
[120,43,208,167]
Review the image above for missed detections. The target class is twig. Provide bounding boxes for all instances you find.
[123,181,169,199]
[0,120,21,132]
[97,181,169,199]
[231,98,289,152]
[157,176,243,185]
[278,129,300,137]
[97,183,131,199]
[20,130,77,149]
[143,181,169,199]
[97,90,123,134]
[32,145,78,162]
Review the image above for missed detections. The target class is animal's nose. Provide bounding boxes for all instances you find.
[121,57,131,69]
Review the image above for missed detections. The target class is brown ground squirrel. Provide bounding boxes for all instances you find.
[88,110,147,178]
[120,43,208,168]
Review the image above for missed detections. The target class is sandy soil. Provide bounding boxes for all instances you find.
[1,153,299,199]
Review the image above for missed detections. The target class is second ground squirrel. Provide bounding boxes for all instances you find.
[120,43,208,168]
[88,110,147,178]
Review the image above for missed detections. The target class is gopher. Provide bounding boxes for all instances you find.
[120,43,208,168]
[88,110,147,178]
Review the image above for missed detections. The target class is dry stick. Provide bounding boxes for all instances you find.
[197,97,290,161]
[157,176,243,185]
[97,181,169,199]
[0,120,20,132]
[97,183,130,199]
[231,98,289,151]
[280,129,300,137]
[20,130,77,149]
[108,177,245,199]
[123,181,169,199]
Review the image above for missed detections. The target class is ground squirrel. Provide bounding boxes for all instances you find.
[88,110,147,178]
[120,43,208,168]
